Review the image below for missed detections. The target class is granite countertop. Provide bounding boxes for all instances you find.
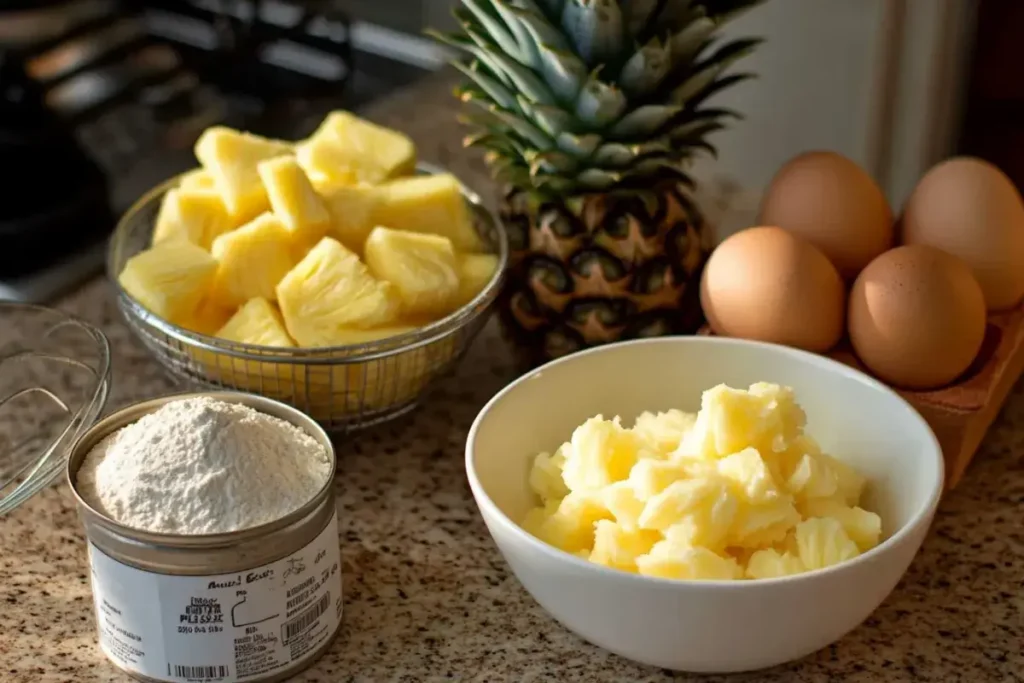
[2,74,1023,683]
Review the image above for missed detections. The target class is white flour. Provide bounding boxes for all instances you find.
[76,397,331,535]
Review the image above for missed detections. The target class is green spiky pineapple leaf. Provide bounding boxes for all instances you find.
[432,0,767,199]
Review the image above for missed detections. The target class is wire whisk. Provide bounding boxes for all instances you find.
[0,305,111,514]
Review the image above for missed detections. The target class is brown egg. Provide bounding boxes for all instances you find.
[701,226,845,352]
[848,245,986,390]
[900,156,1024,311]
[759,150,893,279]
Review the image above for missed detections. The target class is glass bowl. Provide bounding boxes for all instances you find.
[107,164,507,431]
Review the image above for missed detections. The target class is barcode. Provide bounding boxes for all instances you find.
[282,592,330,643]
[168,663,229,679]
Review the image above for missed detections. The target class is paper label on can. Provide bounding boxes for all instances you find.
[87,515,343,682]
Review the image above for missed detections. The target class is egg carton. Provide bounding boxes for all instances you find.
[700,304,1024,489]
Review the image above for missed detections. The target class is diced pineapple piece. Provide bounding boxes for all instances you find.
[639,476,738,550]
[179,168,217,191]
[600,480,645,530]
[118,241,217,322]
[716,447,782,504]
[794,517,861,571]
[364,227,460,317]
[276,237,400,345]
[545,491,613,553]
[786,452,839,502]
[216,297,295,347]
[152,188,232,250]
[636,545,743,581]
[590,520,660,573]
[676,383,805,460]
[319,184,382,253]
[801,498,882,551]
[453,253,499,308]
[819,453,867,506]
[530,449,571,504]
[627,459,689,501]
[371,174,482,252]
[257,156,330,246]
[728,498,801,548]
[745,548,806,579]
[631,409,696,456]
[176,296,234,336]
[194,126,293,221]
[295,110,416,185]
[562,416,642,493]
[210,213,298,309]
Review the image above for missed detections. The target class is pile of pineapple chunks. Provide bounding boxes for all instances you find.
[118,111,499,350]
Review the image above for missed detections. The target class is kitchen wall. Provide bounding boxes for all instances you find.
[690,0,976,209]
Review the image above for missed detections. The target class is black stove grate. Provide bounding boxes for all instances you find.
[15,0,354,180]
[0,0,356,280]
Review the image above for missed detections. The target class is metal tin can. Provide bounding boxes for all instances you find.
[66,391,343,683]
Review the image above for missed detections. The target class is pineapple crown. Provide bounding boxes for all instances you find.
[430,0,766,201]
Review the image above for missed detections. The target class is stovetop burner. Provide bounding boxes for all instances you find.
[0,0,435,302]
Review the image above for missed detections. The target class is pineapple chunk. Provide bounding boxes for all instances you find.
[189,298,298,399]
[320,184,383,253]
[194,126,292,221]
[364,227,460,317]
[118,241,217,322]
[210,213,298,308]
[453,253,499,307]
[152,188,232,250]
[177,296,234,336]
[257,156,330,245]
[295,111,416,185]
[371,174,482,252]
[276,237,400,346]
[179,168,217,191]
[216,297,295,347]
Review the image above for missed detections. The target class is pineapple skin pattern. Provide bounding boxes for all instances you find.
[434,0,765,366]
[500,183,708,365]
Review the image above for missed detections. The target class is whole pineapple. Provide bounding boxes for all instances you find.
[432,0,764,367]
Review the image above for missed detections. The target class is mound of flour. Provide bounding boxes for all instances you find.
[76,397,331,534]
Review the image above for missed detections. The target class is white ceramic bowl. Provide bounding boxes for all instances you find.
[466,337,944,673]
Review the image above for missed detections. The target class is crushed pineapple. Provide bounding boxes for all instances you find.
[520,382,882,581]
[295,110,416,185]
[194,126,292,220]
[152,188,232,250]
[453,253,499,308]
[371,174,482,252]
[257,155,330,245]
[364,227,460,317]
[118,241,217,323]
[210,213,299,308]
[276,237,400,346]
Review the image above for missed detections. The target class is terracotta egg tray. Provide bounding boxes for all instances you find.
[698,303,1024,489]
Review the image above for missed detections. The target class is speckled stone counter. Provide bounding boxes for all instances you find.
[2,75,1023,683]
